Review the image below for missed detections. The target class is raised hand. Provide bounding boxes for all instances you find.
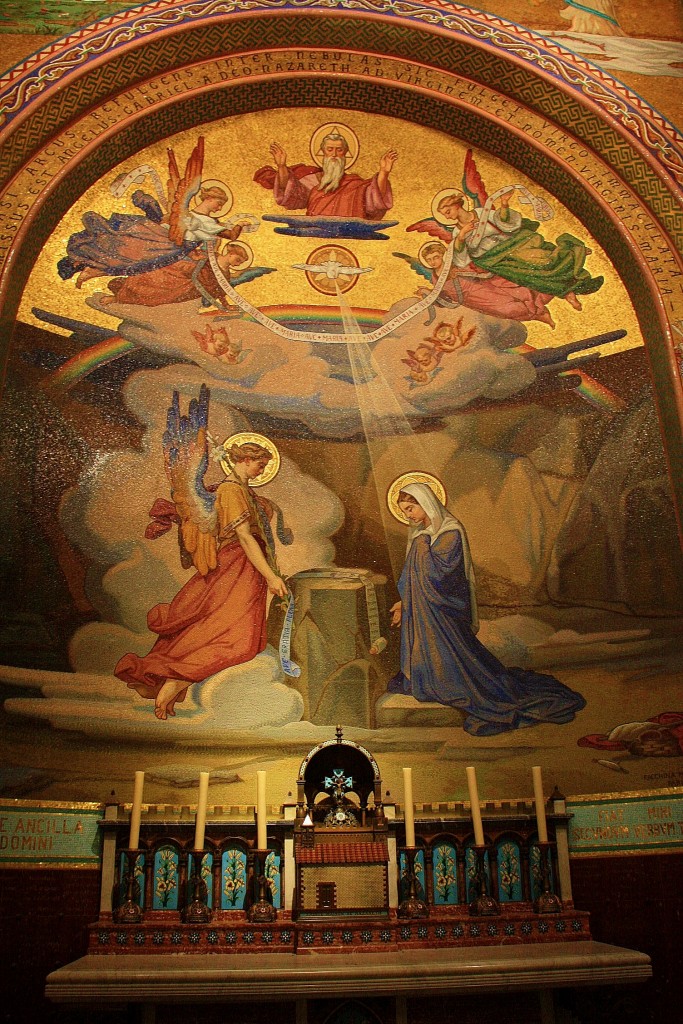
[379,149,398,174]
[270,141,287,167]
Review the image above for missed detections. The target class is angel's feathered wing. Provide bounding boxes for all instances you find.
[406,219,453,242]
[163,383,218,576]
[462,149,488,209]
[393,252,433,282]
[167,137,205,246]
[231,266,277,287]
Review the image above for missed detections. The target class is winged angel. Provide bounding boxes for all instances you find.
[394,150,603,328]
[114,385,291,720]
[58,137,274,308]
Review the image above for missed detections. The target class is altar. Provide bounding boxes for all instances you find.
[44,733,652,1023]
[45,942,651,1023]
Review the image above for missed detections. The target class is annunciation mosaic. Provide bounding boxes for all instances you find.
[0,2,682,814]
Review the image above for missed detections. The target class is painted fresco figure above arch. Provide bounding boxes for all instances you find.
[255,123,399,239]
[386,475,587,736]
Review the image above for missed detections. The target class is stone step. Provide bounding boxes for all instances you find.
[375,693,466,729]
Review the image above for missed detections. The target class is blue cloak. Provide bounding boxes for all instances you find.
[388,529,586,736]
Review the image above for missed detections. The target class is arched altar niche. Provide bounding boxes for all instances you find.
[296,730,384,828]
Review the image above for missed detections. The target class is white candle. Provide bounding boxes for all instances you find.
[256,771,267,850]
[128,771,144,849]
[402,767,416,847]
[194,771,210,850]
[532,766,548,842]
[466,766,485,847]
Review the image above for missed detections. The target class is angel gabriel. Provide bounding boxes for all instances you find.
[57,137,258,308]
[114,386,294,721]
[397,149,603,329]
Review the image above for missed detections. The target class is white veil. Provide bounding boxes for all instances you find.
[400,481,479,633]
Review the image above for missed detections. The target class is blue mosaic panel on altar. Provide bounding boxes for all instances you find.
[432,841,458,905]
[221,846,247,909]
[152,845,180,910]
[496,838,523,902]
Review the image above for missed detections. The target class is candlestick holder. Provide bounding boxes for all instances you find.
[533,841,562,914]
[468,845,500,917]
[182,850,212,923]
[398,846,429,919]
[115,849,143,924]
[248,849,277,923]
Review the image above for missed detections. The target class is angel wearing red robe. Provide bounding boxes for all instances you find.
[395,150,602,328]
[58,139,272,307]
[114,385,291,720]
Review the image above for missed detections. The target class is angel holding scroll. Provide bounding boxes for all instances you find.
[58,138,271,308]
[396,150,602,328]
[114,386,291,720]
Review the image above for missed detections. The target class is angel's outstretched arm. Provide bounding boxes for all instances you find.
[234,521,287,597]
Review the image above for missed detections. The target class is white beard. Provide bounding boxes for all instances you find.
[318,156,346,194]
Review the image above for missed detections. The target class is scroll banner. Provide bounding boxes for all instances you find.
[207,237,456,343]
[567,790,683,856]
[469,184,554,252]
[0,802,101,868]
[110,163,166,206]
[292,569,387,654]
[278,589,301,678]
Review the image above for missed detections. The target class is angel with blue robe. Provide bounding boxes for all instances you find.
[388,480,586,736]
[57,137,274,307]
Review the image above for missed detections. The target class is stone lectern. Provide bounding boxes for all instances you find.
[288,568,388,728]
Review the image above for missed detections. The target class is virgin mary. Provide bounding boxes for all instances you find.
[387,480,586,736]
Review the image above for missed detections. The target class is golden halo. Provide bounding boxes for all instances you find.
[220,432,281,487]
[310,123,360,169]
[418,241,447,268]
[387,472,448,524]
[431,187,473,225]
[215,237,253,270]
[191,179,233,218]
